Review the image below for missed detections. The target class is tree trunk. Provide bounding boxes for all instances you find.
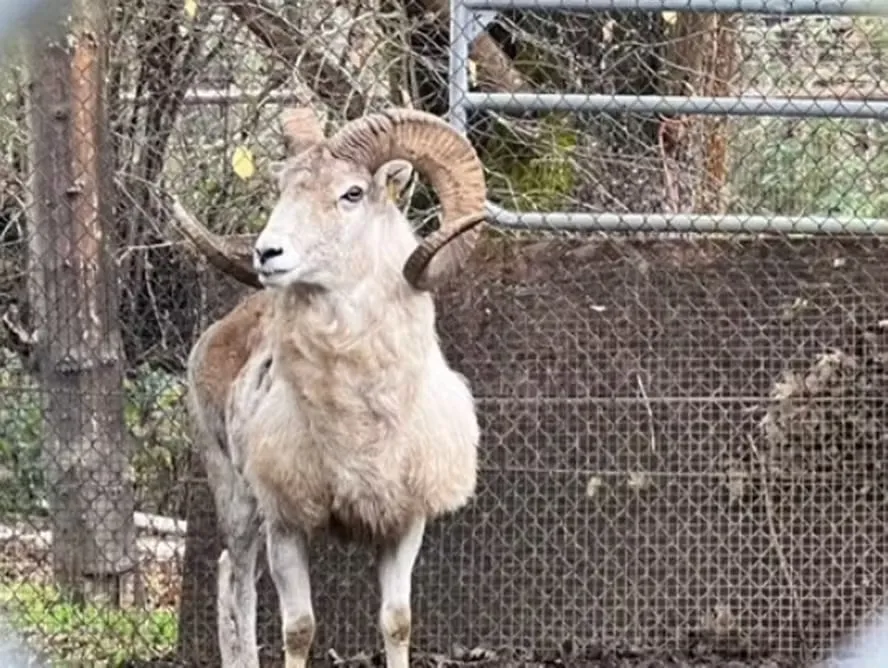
[24,0,136,605]
[661,14,738,214]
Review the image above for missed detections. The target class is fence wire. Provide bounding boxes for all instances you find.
[0,0,887,666]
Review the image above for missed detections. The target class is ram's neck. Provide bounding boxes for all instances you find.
[267,277,438,436]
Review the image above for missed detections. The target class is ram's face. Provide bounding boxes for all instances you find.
[165,107,488,294]
[252,148,414,290]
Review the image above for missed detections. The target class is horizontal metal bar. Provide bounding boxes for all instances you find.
[465,92,888,119]
[485,203,888,234]
[477,395,768,404]
[461,0,883,14]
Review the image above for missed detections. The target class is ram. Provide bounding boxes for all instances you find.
[169,107,487,668]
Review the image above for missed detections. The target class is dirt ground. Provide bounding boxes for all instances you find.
[171,235,888,665]
[323,647,799,668]
[126,645,803,668]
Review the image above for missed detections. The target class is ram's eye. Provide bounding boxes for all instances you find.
[341,186,364,203]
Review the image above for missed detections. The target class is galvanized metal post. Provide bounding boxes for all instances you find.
[449,0,471,134]
[462,0,881,14]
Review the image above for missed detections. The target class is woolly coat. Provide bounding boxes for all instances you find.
[188,279,479,547]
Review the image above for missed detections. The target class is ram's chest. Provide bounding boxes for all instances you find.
[233,353,416,537]
[249,431,413,540]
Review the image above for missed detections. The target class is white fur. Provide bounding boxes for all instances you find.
[185,152,479,668]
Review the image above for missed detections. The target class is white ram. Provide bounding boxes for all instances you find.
[169,107,488,668]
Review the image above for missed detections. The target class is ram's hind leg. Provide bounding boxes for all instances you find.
[377,517,426,668]
[216,503,260,668]
[266,523,315,668]
[203,440,262,668]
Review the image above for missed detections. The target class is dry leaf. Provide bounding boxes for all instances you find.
[231,145,255,181]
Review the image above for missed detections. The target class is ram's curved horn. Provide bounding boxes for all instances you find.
[168,196,262,289]
[326,108,487,291]
[166,108,486,291]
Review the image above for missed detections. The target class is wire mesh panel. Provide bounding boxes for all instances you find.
[0,0,887,666]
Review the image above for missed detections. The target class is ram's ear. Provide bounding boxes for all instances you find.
[373,159,415,202]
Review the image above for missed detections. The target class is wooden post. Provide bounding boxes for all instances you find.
[24,0,135,604]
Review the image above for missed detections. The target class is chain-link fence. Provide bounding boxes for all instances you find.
[1,0,887,666]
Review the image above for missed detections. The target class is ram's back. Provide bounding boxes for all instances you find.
[186,290,274,454]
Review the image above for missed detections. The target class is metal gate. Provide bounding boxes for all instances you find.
[449,0,887,233]
[437,0,888,662]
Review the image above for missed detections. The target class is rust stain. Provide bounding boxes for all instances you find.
[69,32,104,338]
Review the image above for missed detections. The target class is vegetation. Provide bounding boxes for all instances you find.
[728,118,888,220]
[0,348,190,520]
[0,349,43,517]
[725,15,888,220]
[482,112,579,213]
[728,17,888,218]
[0,581,176,666]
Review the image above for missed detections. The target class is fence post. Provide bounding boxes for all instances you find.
[448,0,470,133]
[24,0,136,604]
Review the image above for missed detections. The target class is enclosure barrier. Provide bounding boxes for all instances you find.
[3,1,888,665]
[450,0,888,233]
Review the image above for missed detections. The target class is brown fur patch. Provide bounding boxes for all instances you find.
[382,607,411,645]
[284,614,315,656]
[195,291,273,411]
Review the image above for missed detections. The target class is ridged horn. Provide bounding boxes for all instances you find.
[168,197,262,289]
[326,108,487,290]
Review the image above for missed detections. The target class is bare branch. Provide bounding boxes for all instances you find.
[225,0,367,119]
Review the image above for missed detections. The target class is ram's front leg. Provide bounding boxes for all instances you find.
[266,523,315,668]
[377,516,426,668]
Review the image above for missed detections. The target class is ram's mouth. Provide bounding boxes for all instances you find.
[257,267,297,287]
[258,267,288,276]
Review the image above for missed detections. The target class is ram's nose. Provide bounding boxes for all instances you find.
[255,245,284,266]
[253,232,299,284]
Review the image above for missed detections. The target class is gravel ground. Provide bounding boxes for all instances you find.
[323,647,800,668]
